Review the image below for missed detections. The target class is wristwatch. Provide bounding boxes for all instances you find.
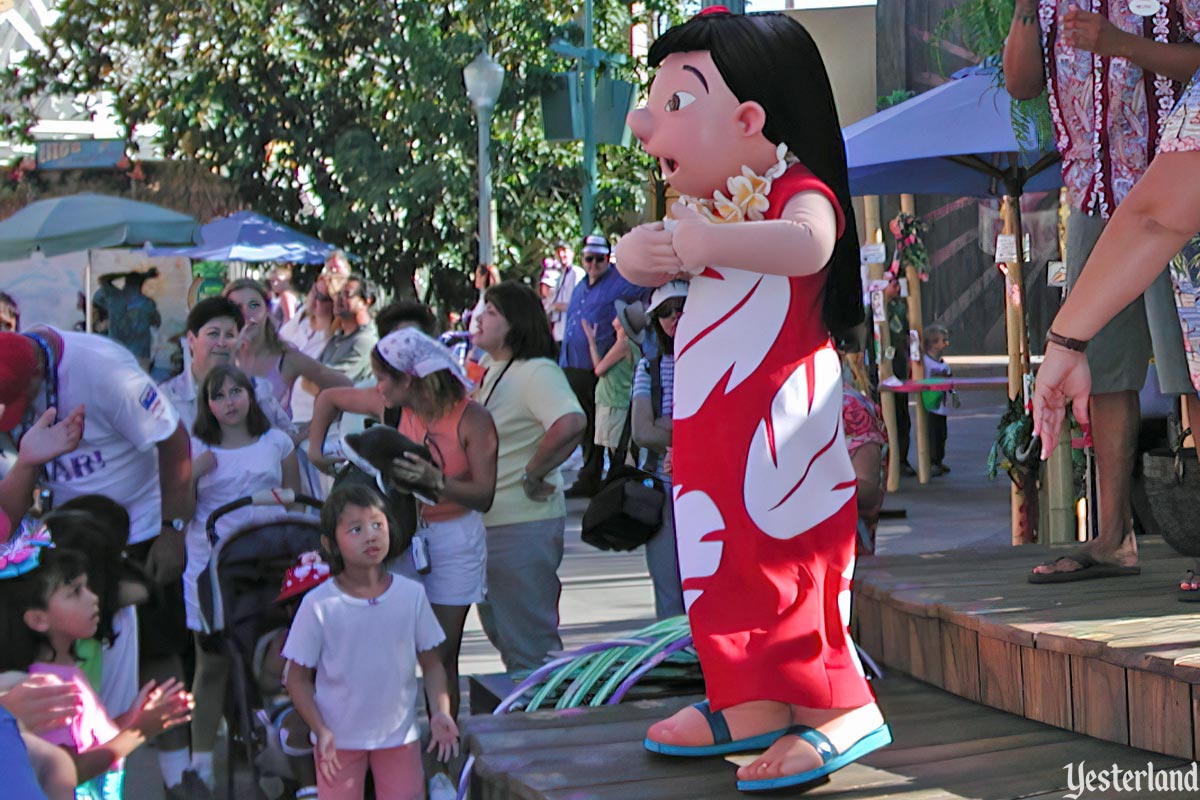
[1046,330,1088,353]
[163,518,185,532]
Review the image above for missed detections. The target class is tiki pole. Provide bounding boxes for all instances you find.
[863,196,901,492]
[900,194,931,485]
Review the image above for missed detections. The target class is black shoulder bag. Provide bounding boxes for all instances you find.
[581,356,667,552]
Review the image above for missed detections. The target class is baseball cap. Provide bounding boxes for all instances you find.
[276,551,331,603]
[581,234,610,255]
[0,332,37,432]
[647,279,690,316]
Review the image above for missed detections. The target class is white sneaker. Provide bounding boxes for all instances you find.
[428,772,457,800]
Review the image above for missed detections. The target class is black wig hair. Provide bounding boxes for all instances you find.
[648,11,864,339]
[319,483,404,574]
[0,547,89,671]
[43,498,131,643]
[483,281,557,361]
[194,364,271,445]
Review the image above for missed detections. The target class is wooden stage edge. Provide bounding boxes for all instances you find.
[852,537,1200,761]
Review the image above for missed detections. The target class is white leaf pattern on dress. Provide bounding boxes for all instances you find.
[672,269,790,420]
[744,347,856,539]
[671,484,725,612]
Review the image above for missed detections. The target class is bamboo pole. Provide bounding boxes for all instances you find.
[900,194,931,484]
[1045,196,1076,544]
[1001,195,1034,544]
[863,196,901,492]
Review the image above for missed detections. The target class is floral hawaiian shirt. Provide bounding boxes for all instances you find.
[1039,0,1200,218]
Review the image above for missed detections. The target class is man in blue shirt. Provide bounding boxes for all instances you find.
[559,234,647,497]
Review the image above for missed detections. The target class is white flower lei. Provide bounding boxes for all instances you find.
[675,143,798,224]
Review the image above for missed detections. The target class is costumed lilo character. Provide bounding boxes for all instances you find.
[614,8,890,792]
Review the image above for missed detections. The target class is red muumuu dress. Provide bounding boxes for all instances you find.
[671,163,875,712]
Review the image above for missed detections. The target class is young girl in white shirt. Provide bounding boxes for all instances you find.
[185,363,300,790]
[283,484,458,800]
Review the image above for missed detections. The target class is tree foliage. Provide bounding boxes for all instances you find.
[933,0,1053,153]
[8,1,684,310]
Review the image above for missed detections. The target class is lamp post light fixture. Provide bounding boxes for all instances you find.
[463,50,506,270]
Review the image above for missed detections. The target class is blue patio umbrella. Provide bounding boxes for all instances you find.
[0,192,200,261]
[150,210,342,264]
[843,65,1062,198]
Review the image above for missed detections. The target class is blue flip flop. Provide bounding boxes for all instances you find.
[736,723,892,792]
[643,701,792,757]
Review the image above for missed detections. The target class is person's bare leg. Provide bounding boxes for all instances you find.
[1032,390,1139,575]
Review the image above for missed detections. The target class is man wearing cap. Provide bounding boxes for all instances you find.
[0,326,196,794]
[559,234,648,497]
[543,241,584,353]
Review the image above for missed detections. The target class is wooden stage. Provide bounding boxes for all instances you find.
[462,672,1194,799]
[853,537,1200,761]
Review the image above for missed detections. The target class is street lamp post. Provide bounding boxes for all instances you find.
[463,50,506,269]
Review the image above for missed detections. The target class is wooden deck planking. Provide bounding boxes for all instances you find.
[853,537,1200,760]
[464,673,1197,800]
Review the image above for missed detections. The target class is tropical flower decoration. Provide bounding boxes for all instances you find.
[678,142,797,224]
[0,521,54,579]
[888,212,930,283]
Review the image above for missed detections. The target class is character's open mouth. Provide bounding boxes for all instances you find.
[660,157,678,177]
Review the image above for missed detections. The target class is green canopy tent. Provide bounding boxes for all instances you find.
[0,192,200,331]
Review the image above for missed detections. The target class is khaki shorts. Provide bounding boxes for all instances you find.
[1067,209,1193,395]
[595,404,630,449]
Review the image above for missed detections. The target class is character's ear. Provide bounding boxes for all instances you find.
[734,101,768,137]
[24,608,49,634]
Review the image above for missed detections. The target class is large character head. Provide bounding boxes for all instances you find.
[628,9,863,337]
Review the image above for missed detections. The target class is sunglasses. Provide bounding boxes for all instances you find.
[583,254,608,264]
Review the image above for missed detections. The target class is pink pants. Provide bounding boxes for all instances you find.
[315,741,423,800]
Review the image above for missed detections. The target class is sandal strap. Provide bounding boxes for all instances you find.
[784,724,837,764]
[691,701,731,746]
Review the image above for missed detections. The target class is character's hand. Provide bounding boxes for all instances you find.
[426,711,460,762]
[1061,8,1123,57]
[18,406,84,466]
[316,727,341,782]
[613,222,684,288]
[1032,346,1091,460]
[669,202,718,273]
[0,674,82,734]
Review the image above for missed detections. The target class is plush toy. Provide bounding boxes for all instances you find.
[614,8,889,791]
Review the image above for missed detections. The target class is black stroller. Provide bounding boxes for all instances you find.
[196,488,323,799]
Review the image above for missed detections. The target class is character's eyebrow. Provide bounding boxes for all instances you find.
[682,65,709,93]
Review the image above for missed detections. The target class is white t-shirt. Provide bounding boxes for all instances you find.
[98,605,138,717]
[282,574,444,750]
[29,330,180,545]
[184,429,295,630]
[548,266,584,342]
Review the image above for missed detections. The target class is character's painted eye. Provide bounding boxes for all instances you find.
[665,91,696,112]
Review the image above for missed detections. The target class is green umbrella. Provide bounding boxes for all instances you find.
[0,192,200,261]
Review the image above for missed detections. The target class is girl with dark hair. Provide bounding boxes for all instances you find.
[223,278,351,415]
[614,9,886,791]
[284,484,458,800]
[471,281,586,673]
[187,363,300,791]
[0,533,192,798]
